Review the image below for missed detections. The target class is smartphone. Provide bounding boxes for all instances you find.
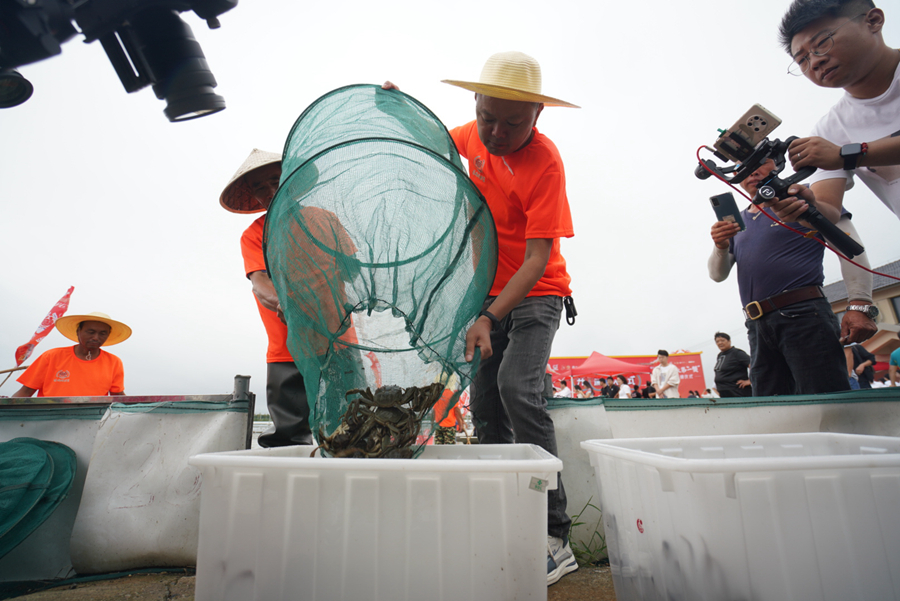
[710,192,746,231]
[714,104,782,164]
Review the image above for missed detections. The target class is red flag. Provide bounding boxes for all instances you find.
[15,286,75,366]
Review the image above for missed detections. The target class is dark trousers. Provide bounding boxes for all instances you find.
[746,298,850,396]
[716,383,753,398]
[258,361,314,447]
[471,295,570,539]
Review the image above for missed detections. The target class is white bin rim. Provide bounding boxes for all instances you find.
[581,432,900,473]
[190,443,563,473]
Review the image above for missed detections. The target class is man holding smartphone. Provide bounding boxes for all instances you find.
[708,158,867,395]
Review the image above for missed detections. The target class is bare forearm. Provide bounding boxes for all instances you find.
[857,135,900,169]
[487,262,544,318]
[480,239,552,321]
[11,386,35,398]
[249,271,280,313]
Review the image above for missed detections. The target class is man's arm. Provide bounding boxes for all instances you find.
[248,270,282,317]
[465,238,552,362]
[111,391,126,396]
[890,365,898,387]
[709,221,737,281]
[789,135,900,172]
[11,385,36,398]
[833,216,876,344]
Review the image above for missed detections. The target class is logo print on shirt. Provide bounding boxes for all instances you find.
[55,369,70,383]
[472,156,486,183]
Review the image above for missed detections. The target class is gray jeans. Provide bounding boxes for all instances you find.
[470,295,571,539]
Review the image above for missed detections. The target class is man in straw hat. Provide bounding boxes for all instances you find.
[384,50,580,585]
[221,149,315,447]
[13,311,130,397]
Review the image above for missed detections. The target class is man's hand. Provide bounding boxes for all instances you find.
[711,220,740,248]
[840,310,877,344]
[465,316,493,362]
[737,379,751,388]
[381,81,399,91]
[759,184,818,224]
[789,137,843,171]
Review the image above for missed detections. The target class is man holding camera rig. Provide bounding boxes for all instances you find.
[708,158,870,395]
[765,0,900,341]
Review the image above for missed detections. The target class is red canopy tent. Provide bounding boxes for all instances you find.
[569,352,652,377]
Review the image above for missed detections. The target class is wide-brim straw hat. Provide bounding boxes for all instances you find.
[442,51,579,109]
[219,149,282,214]
[56,312,132,346]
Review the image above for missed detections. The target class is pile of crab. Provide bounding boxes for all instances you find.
[312,383,445,458]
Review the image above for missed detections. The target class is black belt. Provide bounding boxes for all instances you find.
[744,285,824,320]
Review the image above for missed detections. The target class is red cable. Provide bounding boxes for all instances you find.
[696,145,900,282]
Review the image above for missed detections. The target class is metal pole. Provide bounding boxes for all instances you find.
[233,375,256,449]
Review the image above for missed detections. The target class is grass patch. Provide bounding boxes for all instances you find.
[568,497,607,567]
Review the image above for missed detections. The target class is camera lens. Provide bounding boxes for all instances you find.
[129,8,225,122]
[0,69,34,108]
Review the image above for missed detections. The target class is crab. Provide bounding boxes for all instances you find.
[312,383,445,458]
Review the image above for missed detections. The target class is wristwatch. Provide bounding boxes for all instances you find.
[840,143,868,170]
[847,304,879,320]
[479,309,501,331]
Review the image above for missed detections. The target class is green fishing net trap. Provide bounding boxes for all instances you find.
[264,84,497,457]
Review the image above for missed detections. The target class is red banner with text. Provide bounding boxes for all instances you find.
[549,352,705,398]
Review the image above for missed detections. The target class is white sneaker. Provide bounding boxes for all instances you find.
[547,535,578,586]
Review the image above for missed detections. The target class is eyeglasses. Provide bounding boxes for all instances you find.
[787,13,867,76]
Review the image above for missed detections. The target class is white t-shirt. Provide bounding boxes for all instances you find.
[651,364,681,398]
[554,385,571,398]
[808,61,900,220]
[618,384,632,399]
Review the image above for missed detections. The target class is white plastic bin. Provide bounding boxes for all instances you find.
[189,444,562,601]
[581,433,900,601]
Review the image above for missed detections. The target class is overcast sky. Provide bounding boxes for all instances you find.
[2,0,899,403]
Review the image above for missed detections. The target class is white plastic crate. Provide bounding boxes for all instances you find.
[581,433,900,601]
[189,444,562,601]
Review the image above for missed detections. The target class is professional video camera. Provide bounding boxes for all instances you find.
[0,0,236,122]
[695,104,865,259]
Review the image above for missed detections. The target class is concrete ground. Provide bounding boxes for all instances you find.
[10,567,616,600]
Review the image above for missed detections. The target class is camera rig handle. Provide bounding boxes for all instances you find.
[752,137,864,259]
[697,135,865,259]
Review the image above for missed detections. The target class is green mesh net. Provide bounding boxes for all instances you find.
[264,84,496,454]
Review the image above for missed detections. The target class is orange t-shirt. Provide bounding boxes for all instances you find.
[450,122,573,297]
[432,389,458,427]
[18,346,124,397]
[242,211,360,362]
[241,215,293,363]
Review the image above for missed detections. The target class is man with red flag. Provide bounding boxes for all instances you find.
[13,311,130,397]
